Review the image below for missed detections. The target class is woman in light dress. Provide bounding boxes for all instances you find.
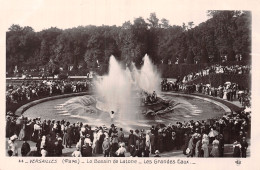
[210,138,220,157]
[18,123,26,140]
[201,134,209,157]
[223,88,228,100]
[92,129,101,154]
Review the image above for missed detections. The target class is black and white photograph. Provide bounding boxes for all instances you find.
[1,0,260,169]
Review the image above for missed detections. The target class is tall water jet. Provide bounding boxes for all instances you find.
[133,54,161,93]
[94,54,161,122]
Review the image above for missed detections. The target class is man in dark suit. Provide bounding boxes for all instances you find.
[240,137,248,158]
[128,130,135,155]
[21,140,31,156]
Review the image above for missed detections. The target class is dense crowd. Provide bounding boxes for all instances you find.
[7,101,250,157]
[161,78,251,108]
[182,64,251,83]
[6,80,93,105]
[180,82,251,108]
[6,67,250,157]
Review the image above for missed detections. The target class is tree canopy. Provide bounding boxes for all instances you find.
[6,11,251,75]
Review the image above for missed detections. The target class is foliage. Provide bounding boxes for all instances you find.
[6,11,251,76]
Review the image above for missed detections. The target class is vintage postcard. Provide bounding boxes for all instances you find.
[1,0,259,169]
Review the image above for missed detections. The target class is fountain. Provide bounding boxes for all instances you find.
[62,54,177,129]
[94,54,162,120]
[22,55,227,132]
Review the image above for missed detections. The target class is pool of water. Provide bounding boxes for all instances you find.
[23,92,225,132]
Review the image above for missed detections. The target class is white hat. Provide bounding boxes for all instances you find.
[41,149,47,157]
[81,127,86,132]
[10,135,18,141]
[119,142,125,147]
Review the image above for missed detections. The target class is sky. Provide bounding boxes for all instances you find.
[1,0,212,32]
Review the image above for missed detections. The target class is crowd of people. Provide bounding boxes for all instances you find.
[7,102,250,157]
[161,78,251,108]
[161,79,180,92]
[6,63,251,158]
[178,82,251,108]
[182,64,251,83]
[6,80,93,105]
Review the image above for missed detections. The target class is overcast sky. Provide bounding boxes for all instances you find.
[2,0,212,31]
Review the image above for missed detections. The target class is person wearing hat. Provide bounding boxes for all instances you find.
[233,140,242,157]
[187,135,196,157]
[54,134,64,156]
[8,135,18,156]
[102,137,110,157]
[97,128,105,154]
[92,129,100,154]
[140,129,146,152]
[41,119,48,136]
[240,136,248,158]
[195,134,202,157]
[27,118,35,141]
[80,126,86,137]
[116,142,126,157]
[110,134,119,157]
[128,130,135,154]
[32,120,42,142]
[210,137,220,157]
[157,129,164,153]
[218,134,225,157]
[149,130,155,154]
[145,130,151,153]
[154,150,160,157]
[66,124,73,148]
[72,146,82,157]
[108,124,116,137]
[202,134,209,157]
[118,128,124,143]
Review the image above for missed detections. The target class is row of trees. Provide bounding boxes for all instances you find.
[6,10,251,76]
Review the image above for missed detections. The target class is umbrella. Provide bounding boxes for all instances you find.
[208,129,219,137]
